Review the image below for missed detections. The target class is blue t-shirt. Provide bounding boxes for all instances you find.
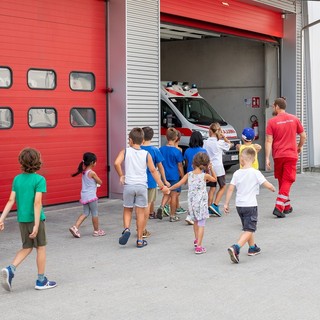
[159,145,183,181]
[184,147,207,172]
[141,145,164,188]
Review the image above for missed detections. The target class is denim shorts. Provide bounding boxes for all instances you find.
[168,179,181,193]
[83,200,98,217]
[236,206,258,232]
[123,184,148,208]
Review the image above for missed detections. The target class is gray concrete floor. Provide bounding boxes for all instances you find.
[1,169,320,319]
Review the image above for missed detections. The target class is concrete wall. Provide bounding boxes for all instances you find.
[161,37,267,167]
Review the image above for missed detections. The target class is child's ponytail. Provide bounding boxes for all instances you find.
[71,152,97,177]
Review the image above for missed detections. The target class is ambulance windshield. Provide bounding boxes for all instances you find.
[169,97,227,126]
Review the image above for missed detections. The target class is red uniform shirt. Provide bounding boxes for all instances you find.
[266,112,304,159]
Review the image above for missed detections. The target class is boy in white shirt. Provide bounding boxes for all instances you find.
[224,147,275,263]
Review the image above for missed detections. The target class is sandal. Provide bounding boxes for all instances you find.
[119,228,131,245]
[136,239,148,248]
[69,226,80,238]
[93,229,106,237]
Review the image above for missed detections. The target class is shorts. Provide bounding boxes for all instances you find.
[168,179,181,193]
[236,206,258,232]
[207,175,226,188]
[123,184,148,208]
[147,188,157,203]
[83,200,98,217]
[19,220,47,249]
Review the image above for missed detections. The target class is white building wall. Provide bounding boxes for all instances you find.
[307,2,320,167]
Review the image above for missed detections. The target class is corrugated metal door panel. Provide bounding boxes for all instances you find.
[295,1,309,169]
[253,0,296,13]
[161,0,283,38]
[127,0,160,146]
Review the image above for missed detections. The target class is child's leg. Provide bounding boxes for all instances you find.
[196,220,205,247]
[237,231,253,247]
[214,185,226,205]
[36,246,46,275]
[170,191,178,218]
[12,248,33,268]
[74,214,87,229]
[136,206,147,239]
[193,221,199,240]
[208,187,216,205]
[92,216,99,231]
[123,207,133,229]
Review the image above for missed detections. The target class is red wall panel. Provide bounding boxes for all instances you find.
[0,0,107,208]
[161,0,283,40]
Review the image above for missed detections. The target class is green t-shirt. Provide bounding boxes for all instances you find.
[12,173,46,222]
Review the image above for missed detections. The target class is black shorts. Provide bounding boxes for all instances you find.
[206,175,226,188]
[236,206,258,232]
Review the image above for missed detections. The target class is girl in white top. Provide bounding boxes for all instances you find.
[203,122,233,217]
[69,152,105,238]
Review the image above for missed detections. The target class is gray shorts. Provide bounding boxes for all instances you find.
[123,184,148,208]
[83,200,98,217]
[206,175,226,188]
[236,206,258,232]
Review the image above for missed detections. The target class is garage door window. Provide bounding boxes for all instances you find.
[70,72,95,91]
[28,108,57,128]
[0,67,12,88]
[28,69,56,89]
[70,108,95,127]
[0,107,13,129]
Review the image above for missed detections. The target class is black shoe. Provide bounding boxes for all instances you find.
[283,207,293,214]
[273,207,285,218]
[228,245,240,263]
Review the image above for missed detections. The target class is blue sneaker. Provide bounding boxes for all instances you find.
[35,277,57,290]
[163,204,170,216]
[119,228,131,245]
[248,244,261,256]
[228,245,240,263]
[1,267,14,292]
[209,204,221,217]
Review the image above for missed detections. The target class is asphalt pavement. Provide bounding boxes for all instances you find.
[1,169,320,320]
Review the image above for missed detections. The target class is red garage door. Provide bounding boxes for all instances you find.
[0,0,107,207]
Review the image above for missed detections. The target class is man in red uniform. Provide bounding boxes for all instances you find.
[265,97,306,218]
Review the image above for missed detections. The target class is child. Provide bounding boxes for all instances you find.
[204,122,233,217]
[236,127,261,169]
[141,126,170,237]
[169,152,216,254]
[0,148,57,291]
[114,127,169,248]
[69,152,105,238]
[224,147,275,264]
[183,131,213,225]
[157,128,184,222]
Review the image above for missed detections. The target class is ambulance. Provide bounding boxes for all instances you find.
[161,81,240,169]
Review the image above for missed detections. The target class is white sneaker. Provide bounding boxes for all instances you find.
[185,215,194,225]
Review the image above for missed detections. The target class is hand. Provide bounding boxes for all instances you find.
[119,175,125,185]
[29,225,39,239]
[165,181,171,187]
[162,186,170,195]
[266,159,271,171]
[223,204,229,214]
[0,221,4,231]
[297,146,302,154]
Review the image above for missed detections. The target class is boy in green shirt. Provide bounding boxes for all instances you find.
[0,148,56,291]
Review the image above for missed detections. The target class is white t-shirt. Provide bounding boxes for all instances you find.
[124,147,148,186]
[230,168,266,207]
[204,136,230,177]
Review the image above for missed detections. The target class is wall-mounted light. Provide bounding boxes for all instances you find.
[222,2,229,6]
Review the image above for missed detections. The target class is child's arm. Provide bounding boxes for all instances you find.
[29,192,42,239]
[236,144,241,151]
[0,191,16,231]
[262,180,276,192]
[147,154,169,194]
[114,149,125,185]
[169,174,188,190]
[204,173,216,183]
[208,164,217,180]
[157,162,170,187]
[89,171,102,185]
[178,162,184,179]
[253,143,262,153]
[223,184,235,214]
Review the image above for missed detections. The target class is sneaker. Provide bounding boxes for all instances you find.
[193,239,198,248]
[195,246,207,254]
[228,245,240,263]
[149,212,157,219]
[185,215,194,225]
[119,228,131,245]
[1,267,14,292]
[176,207,187,214]
[69,225,80,238]
[169,215,180,222]
[156,206,163,220]
[35,277,57,290]
[142,229,151,238]
[209,204,222,217]
[273,207,285,218]
[163,204,170,216]
[248,244,261,256]
[284,207,293,214]
[92,229,106,237]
